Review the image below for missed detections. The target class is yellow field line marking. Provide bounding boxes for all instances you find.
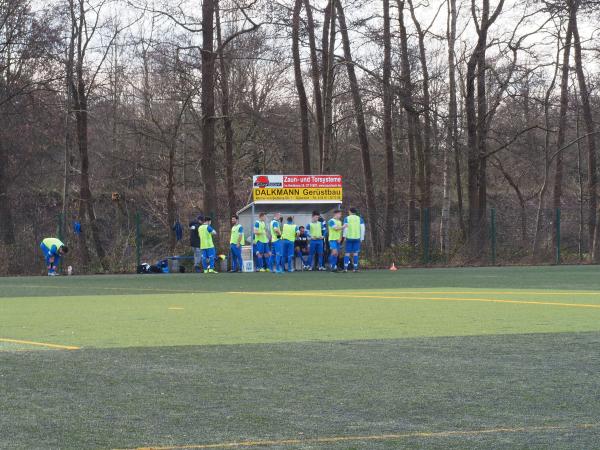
[118,423,599,450]
[0,284,200,294]
[168,307,185,310]
[0,338,80,350]
[4,283,600,297]
[343,290,600,296]
[228,291,600,310]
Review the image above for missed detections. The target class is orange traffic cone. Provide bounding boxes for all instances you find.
[389,262,398,271]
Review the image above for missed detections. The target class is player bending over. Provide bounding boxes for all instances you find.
[40,237,68,276]
[199,217,218,273]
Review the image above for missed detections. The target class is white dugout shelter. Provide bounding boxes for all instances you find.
[236,175,343,272]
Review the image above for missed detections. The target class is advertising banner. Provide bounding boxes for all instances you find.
[252,175,342,202]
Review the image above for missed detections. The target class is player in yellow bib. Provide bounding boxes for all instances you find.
[269,212,282,272]
[40,237,69,276]
[198,217,218,273]
[229,215,244,272]
[343,208,365,272]
[253,212,271,272]
[327,210,345,272]
[281,216,299,272]
[307,211,326,271]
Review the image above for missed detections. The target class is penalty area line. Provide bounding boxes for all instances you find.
[117,423,600,449]
[227,291,600,310]
[0,338,80,351]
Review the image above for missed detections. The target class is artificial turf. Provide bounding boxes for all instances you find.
[1,266,600,449]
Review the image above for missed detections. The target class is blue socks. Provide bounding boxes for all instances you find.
[353,255,359,269]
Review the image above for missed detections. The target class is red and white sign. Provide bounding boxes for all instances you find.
[252,175,343,202]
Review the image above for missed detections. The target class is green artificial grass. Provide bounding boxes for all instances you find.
[2,266,600,449]
[1,288,600,348]
[2,265,600,298]
[1,334,600,449]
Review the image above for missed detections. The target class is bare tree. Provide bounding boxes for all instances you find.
[320,0,336,173]
[215,1,235,217]
[382,0,394,247]
[397,0,418,256]
[552,3,574,253]
[465,0,505,252]
[303,0,324,173]
[292,0,311,173]
[336,0,379,250]
[66,0,121,271]
[572,5,598,259]
[441,0,461,255]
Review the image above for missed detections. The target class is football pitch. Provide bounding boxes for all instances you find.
[1,266,600,449]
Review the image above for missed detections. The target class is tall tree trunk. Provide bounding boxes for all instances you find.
[572,11,598,260]
[215,2,235,217]
[533,38,561,257]
[201,0,217,219]
[382,0,394,247]
[552,10,574,253]
[407,0,432,211]
[292,0,311,174]
[576,110,584,259]
[336,0,379,250]
[441,0,458,255]
[321,0,336,173]
[303,0,324,173]
[397,0,417,257]
[74,99,91,269]
[69,0,108,271]
[0,137,15,244]
[465,0,504,254]
[476,38,488,247]
[167,141,176,253]
[62,127,71,239]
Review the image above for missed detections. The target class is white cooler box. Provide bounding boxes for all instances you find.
[241,245,254,272]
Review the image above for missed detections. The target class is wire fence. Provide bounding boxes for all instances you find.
[2,206,595,275]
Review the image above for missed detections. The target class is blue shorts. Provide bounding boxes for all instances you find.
[329,240,340,251]
[282,240,295,258]
[345,239,361,253]
[40,243,59,266]
[309,240,324,254]
[255,241,270,255]
[230,244,242,257]
[271,240,282,255]
[201,248,216,259]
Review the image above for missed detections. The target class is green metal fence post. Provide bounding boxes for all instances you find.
[490,208,496,265]
[57,212,64,272]
[57,213,64,241]
[422,208,430,265]
[555,208,561,265]
[135,211,141,271]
